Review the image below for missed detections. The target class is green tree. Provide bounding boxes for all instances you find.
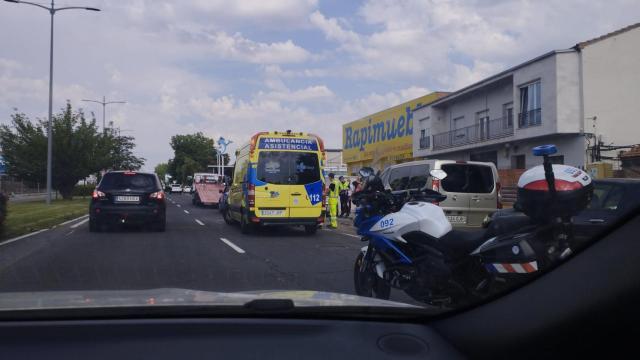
[0,103,145,199]
[167,133,217,183]
[154,162,169,182]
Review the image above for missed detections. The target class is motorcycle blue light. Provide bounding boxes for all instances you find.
[532,144,557,156]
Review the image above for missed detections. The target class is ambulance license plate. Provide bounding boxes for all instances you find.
[261,210,284,216]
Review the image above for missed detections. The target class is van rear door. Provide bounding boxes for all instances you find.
[288,152,323,218]
[439,164,472,226]
[440,163,497,227]
[255,152,291,218]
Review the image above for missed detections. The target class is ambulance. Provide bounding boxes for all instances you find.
[224,130,326,235]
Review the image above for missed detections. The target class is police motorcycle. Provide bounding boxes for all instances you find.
[352,144,593,306]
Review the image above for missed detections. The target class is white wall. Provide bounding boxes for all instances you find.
[424,134,585,169]
[582,26,640,148]
[555,51,582,133]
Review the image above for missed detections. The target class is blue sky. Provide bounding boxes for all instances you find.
[1,0,639,169]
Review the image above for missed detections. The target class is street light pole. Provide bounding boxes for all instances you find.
[4,0,100,205]
[82,96,127,134]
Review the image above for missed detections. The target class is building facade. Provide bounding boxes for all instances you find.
[324,148,347,176]
[413,23,640,177]
[343,92,448,175]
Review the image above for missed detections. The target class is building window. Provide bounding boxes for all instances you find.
[419,128,430,149]
[476,110,489,140]
[503,102,514,128]
[512,155,526,169]
[519,81,541,128]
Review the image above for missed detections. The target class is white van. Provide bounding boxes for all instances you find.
[380,160,501,227]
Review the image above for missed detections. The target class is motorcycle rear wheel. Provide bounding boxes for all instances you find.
[353,252,391,300]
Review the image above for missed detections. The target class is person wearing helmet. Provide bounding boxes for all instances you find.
[327,173,341,228]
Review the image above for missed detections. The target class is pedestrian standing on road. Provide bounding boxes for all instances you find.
[339,176,350,217]
[327,173,340,228]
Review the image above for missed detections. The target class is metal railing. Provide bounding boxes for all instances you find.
[518,108,542,128]
[419,136,430,149]
[432,116,514,150]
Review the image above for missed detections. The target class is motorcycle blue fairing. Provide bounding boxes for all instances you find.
[355,209,413,264]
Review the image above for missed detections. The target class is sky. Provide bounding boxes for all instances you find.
[1,0,639,170]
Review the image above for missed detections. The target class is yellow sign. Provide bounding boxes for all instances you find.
[342,92,445,164]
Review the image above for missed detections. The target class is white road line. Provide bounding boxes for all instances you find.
[177,204,181,208]
[195,219,205,226]
[184,210,190,214]
[65,230,75,236]
[220,238,246,254]
[340,233,361,239]
[0,229,48,247]
[59,214,89,226]
[70,218,90,229]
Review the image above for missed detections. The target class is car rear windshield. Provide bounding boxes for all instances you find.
[257,151,321,185]
[440,164,494,193]
[99,173,159,192]
[388,164,430,191]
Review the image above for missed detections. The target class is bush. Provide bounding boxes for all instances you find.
[0,192,7,234]
[72,184,95,198]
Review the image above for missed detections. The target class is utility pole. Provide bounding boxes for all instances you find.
[4,0,101,204]
[82,96,126,134]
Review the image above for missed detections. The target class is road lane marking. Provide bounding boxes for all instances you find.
[70,218,89,229]
[0,229,49,247]
[65,230,75,236]
[177,204,181,208]
[220,238,246,254]
[195,219,205,226]
[59,214,89,226]
[184,210,190,214]
[340,233,360,238]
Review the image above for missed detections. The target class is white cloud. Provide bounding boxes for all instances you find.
[258,85,334,103]
[206,32,311,64]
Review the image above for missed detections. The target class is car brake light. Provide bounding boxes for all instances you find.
[92,190,106,199]
[123,171,136,176]
[496,182,503,209]
[248,183,255,207]
[150,191,165,200]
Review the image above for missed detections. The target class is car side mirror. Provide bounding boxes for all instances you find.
[430,169,448,180]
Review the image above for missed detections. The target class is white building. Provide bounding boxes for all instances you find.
[413,23,640,174]
[324,148,347,176]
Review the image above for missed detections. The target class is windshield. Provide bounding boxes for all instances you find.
[257,151,320,185]
[0,1,637,318]
[99,173,159,192]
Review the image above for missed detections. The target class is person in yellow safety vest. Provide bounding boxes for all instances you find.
[327,172,342,228]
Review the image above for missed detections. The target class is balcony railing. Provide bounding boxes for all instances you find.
[432,116,514,151]
[518,108,542,128]
[419,136,430,149]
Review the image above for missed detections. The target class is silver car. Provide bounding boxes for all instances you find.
[380,160,501,227]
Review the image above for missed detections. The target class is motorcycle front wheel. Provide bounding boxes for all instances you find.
[353,252,391,300]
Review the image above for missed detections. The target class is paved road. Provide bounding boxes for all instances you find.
[0,194,417,305]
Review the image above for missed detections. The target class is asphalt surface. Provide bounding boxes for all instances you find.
[0,193,418,305]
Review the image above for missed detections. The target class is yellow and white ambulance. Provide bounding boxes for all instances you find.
[224,130,326,234]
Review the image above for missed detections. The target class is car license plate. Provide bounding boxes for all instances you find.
[447,215,467,224]
[261,209,284,216]
[116,196,139,203]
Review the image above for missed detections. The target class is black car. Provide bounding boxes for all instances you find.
[572,178,640,243]
[486,178,640,244]
[90,171,166,232]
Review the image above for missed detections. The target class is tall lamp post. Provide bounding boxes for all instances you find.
[3,0,100,205]
[82,96,126,134]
